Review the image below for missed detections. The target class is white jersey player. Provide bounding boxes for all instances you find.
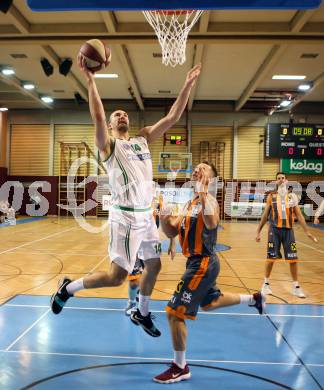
[51,53,201,337]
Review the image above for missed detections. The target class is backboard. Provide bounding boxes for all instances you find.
[158,152,192,174]
[28,0,321,11]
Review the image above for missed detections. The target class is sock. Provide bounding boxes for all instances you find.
[128,284,139,303]
[139,294,150,317]
[174,350,186,369]
[264,278,270,284]
[240,294,255,305]
[66,278,84,295]
[293,281,300,288]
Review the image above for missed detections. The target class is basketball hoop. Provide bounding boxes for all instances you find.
[167,169,179,181]
[142,10,203,67]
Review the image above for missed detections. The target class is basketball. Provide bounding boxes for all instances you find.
[79,39,111,72]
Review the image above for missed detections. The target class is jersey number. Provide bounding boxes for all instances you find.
[154,243,162,254]
[131,144,142,152]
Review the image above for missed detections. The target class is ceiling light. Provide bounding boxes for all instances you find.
[94,74,119,79]
[1,68,15,76]
[272,75,306,80]
[23,83,35,90]
[10,53,28,59]
[298,83,312,91]
[41,96,54,103]
[40,58,54,77]
[280,100,292,108]
[59,58,73,76]
[300,53,319,59]
[0,107,8,112]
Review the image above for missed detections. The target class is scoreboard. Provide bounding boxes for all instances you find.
[265,123,324,159]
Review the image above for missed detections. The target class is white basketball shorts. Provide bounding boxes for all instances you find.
[108,208,161,273]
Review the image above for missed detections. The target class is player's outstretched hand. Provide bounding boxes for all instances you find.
[307,232,318,242]
[186,63,201,88]
[314,217,320,225]
[256,232,261,242]
[77,53,95,82]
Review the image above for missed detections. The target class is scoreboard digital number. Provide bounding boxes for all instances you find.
[265,123,324,159]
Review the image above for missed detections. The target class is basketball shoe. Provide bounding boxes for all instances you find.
[154,363,191,383]
[50,277,73,314]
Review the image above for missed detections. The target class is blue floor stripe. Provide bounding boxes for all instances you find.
[309,223,324,230]
[7,295,324,315]
[0,217,44,228]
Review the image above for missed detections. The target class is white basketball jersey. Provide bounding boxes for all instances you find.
[104,136,153,209]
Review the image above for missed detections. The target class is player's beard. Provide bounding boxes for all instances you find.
[118,123,129,133]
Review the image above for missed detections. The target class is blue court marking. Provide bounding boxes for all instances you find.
[27,0,321,11]
[310,223,324,230]
[7,295,324,315]
[0,217,44,228]
[0,305,48,350]
[1,296,324,389]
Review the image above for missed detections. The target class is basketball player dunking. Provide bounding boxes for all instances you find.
[50,55,201,337]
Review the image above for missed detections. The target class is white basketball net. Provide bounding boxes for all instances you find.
[142,10,203,67]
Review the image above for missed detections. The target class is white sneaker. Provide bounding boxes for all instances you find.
[261,283,273,295]
[292,286,306,298]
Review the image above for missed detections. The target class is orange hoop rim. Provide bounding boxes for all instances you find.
[152,9,195,15]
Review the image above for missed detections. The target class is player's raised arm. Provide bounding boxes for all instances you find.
[78,54,114,159]
[140,64,201,143]
[197,167,219,229]
[256,195,271,242]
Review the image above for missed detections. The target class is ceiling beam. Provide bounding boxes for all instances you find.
[235,10,316,111]
[7,4,30,34]
[42,45,88,101]
[235,45,287,111]
[1,21,324,36]
[290,10,316,32]
[101,11,144,110]
[0,34,324,45]
[30,23,107,35]
[188,11,210,111]
[0,74,52,109]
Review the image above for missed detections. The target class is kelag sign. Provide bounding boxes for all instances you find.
[281,159,323,175]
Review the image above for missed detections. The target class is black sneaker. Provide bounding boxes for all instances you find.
[50,277,72,314]
[249,291,266,315]
[130,309,161,337]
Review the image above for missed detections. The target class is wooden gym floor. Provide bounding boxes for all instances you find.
[1,217,323,306]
